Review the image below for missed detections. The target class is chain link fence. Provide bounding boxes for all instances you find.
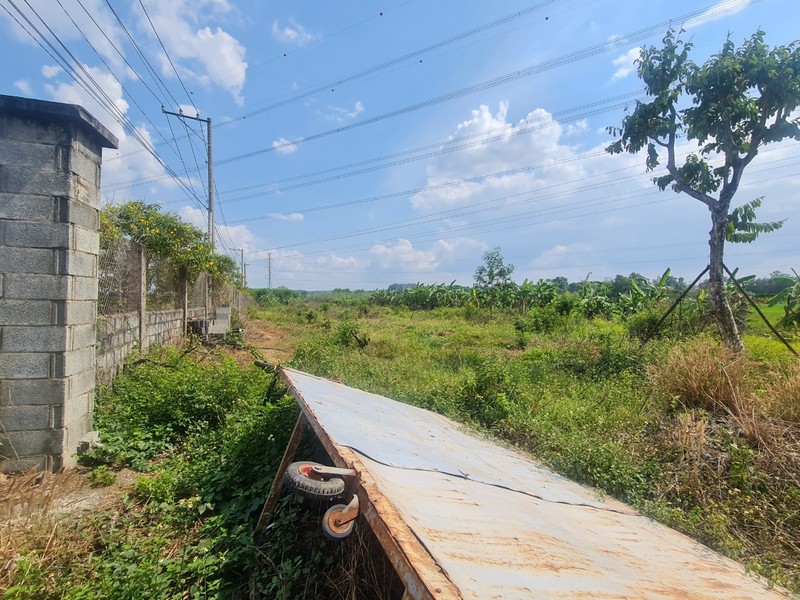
[98,237,139,316]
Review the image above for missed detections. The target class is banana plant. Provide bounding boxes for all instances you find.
[767,269,800,327]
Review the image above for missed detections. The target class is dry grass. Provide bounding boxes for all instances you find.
[322,517,405,600]
[650,337,757,414]
[0,468,83,521]
[765,361,800,422]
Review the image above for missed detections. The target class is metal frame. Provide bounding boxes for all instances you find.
[278,368,463,600]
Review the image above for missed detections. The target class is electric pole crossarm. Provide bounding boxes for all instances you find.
[161,108,214,254]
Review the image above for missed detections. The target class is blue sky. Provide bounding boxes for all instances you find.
[1,0,798,290]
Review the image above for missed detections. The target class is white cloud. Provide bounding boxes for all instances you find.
[271,19,319,46]
[611,47,641,81]
[272,137,298,154]
[410,102,586,212]
[325,100,365,123]
[44,65,128,133]
[534,243,592,268]
[316,253,363,269]
[684,0,754,29]
[40,64,177,202]
[1,1,132,76]
[138,0,248,105]
[177,206,258,253]
[369,239,441,272]
[269,212,304,222]
[13,79,32,95]
[41,65,63,79]
[566,119,589,137]
[178,104,202,118]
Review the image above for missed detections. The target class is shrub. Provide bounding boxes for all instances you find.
[454,355,515,427]
[649,337,755,414]
[765,362,800,422]
[625,305,665,341]
[334,319,370,349]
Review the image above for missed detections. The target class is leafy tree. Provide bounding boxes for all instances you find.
[102,201,241,285]
[474,247,515,290]
[607,30,800,350]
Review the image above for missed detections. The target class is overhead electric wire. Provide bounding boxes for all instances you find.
[18,0,207,209]
[106,89,639,196]
[163,112,203,202]
[216,0,761,166]
[74,0,167,107]
[224,0,564,127]
[136,0,212,195]
[101,0,181,110]
[216,94,640,204]
[100,0,566,176]
[267,149,800,259]
[102,0,572,167]
[52,0,180,156]
[240,0,420,82]
[136,0,197,113]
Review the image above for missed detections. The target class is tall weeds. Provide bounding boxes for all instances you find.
[649,337,756,414]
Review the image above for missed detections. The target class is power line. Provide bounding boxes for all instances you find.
[263,150,800,259]
[214,94,639,205]
[224,0,565,127]
[216,0,761,166]
[105,90,638,196]
[136,0,197,112]
[101,0,180,109]
[3,0,208,210]
[100,0,571,167]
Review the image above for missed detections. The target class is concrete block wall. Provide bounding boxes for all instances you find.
[96,307,204,385]
[0,95,117,472]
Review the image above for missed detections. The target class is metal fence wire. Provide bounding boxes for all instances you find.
[146,254,182,310]
[98,237,138,316]
[99,238,238,317]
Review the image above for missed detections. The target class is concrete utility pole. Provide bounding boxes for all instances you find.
[162,108,214,316]
[267,252,273,289]
[233,248,245,281]
[161,108,214,252]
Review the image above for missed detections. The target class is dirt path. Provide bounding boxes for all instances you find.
[247,316,298,365]
[226,313,299,369]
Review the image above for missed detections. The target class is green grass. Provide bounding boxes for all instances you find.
[265,301,800,593]
[7,300,797,598]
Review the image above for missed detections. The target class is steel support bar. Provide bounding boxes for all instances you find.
[312,465,358,477]
[256,412,305,531]
[724,263,799,358]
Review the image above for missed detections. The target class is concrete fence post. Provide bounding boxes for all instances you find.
[0,95,118,472]
[138,244,146,353]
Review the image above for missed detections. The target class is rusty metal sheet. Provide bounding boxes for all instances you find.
[280,367,788,599]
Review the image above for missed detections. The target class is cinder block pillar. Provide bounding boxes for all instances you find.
[0,95,118,472]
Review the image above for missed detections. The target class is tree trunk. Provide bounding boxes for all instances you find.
[708,206,744,352]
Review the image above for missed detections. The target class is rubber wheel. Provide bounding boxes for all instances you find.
[283,461,346,500]
[322,504,355,540]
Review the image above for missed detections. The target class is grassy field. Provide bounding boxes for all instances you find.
[260,298,800,594]
[1,297,798,598]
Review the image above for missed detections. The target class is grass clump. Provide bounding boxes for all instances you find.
[765,362,800,422]
[649,336,756,414]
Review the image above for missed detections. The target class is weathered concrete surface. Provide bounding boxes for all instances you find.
[0,94,117,472]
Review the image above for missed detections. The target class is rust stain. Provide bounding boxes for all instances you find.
[278,368,791,600]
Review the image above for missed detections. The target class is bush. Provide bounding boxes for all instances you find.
[765,362,800,422]
[92,347,269,464]
[649,337,755,414]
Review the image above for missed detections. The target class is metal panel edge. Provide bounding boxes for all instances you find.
[279,367,463,600]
